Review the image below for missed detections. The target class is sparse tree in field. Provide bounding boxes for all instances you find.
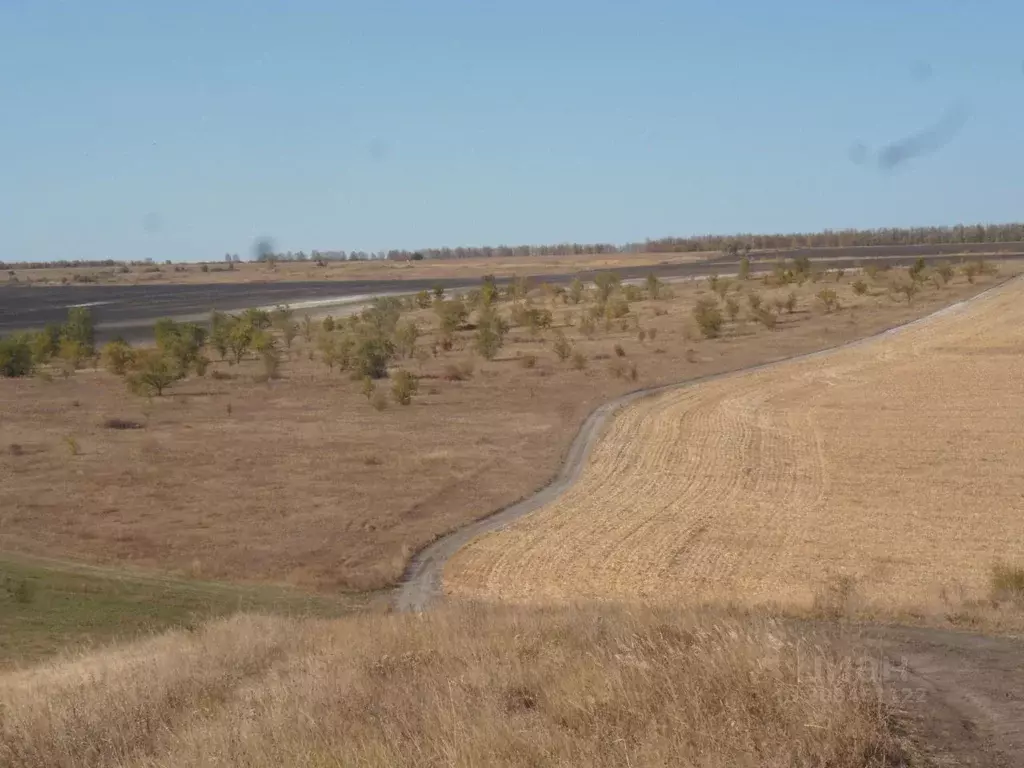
[62,307,95,356]
[784,291,798,314]
[568,277,585,305]
[645,272,662,299]
[301,314,314,341]
[209,311,231,360]
[260,343,281,379]
[242,308,272,329]
[816,288,840,313]
[579,312,596,338]
[852,279,869,295]
[552,331,573,361]
[962,261,981,284]
[894,280,918,304]
[57,338,88,377]
[0,334,33,377]
[622,284,644,302]
[155,319,207,375]
[361,375,375,400]
[391,369,419,405]
[593,272,620,305]
[415,290,432,309]
[706,274,720,294]
[835,268,846,282]
[747,292,763,312]
[479,274,500,307]
[394,318,419,358]
[28,324,61,366]
[693,297,724,338]
[127,349,179,396]
[474,306,509,360]
[352,328,395,379]
[603,297,629,320]
[738,255,751,281]
[432,284,445,300]
[227,319,255,364]
[101,340,134,376]
[936,263,954,285]
[435,297,468,341]
[755,308,778,329]
[909,257,927,283]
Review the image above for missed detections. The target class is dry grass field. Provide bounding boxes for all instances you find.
[446,276,1024,625]
[1,263,1015,604]
[4,250,714,287]
[0,604,907,768]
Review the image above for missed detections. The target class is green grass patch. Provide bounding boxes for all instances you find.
[0,555,366,666]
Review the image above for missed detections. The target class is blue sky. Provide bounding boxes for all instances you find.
[2,1,1022,262]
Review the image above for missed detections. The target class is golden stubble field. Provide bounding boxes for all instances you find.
[446,277,1024,614]
[1,264,1014,594]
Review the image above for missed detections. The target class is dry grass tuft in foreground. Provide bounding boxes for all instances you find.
[0,605,907,768]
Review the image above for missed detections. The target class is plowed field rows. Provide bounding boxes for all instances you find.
[446,280,1024,609]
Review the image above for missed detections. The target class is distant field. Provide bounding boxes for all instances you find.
[446,275,1024,620]
[3,250,717,287]
[2,261,1014,602]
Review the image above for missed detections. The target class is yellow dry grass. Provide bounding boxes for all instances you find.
[447,278,1024,613]
[0,605,904,768]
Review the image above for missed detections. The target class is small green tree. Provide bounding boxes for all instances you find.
[62,307,95,355]
[227,320,254,364]
[57,338,87,377]
[391,369,419,405]
[693,298,724,338]
[394,319,419,358]
[30,325,62,365]
[593,272,620,305]
[936,264,954,285]
[568,277,585,305]
[101,340,134,376]
[0,335,33,377]
[738,255,751,281]
[474,306,509,360]
[816,288,840,313]
[127,349,179,396]
[352,329,395,379]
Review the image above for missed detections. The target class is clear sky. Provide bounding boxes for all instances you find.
[2,1,1022,262]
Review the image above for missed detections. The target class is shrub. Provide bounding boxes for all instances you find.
[816,288,840,313]
[835,268,845,281]
[936,264,954,284]
[784,291,797,314]
[692,298,723,339]
[747,292,762,312]
[474,307,509,361]
[443,360,474,381]
[519,353,537,369]
[155,319,208,375]
[391,369,419,405]
[210,369,234,380]
[852,279,868,295]
[737,255,750,280]
[394,319,420,358]
[62,306,95,355]
[101,340,135,376]
[908,257,927,283]
[991,564,1024,604]
[637,329,646,343]
[435,298,469,338]
[552,331,572,362]
[571,350,587,370]
[568,277,585,305]
[30,325,61,364]
[645,273,662,299]
[593,272,620,304]
[261,346,281,379]
[813,575,860,620]
[863,263,880,281]
[604,297,630,320]
[57,338,88,376]
[127,349,180,396]
[613,343,626,357]
[0,334,34,377]
[891,280,918,305]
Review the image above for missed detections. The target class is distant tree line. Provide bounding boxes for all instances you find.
[6,222,1024,270]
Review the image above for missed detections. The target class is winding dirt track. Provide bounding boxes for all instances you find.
[396,277,1024,765]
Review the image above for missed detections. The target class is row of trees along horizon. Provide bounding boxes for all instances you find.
[4,222,1024,270]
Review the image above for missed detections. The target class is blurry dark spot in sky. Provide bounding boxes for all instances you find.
[848,143,868,166]
[876,105,968,170]
[368,138,391,162]
[254,237,276,260]
[142,212,163,234]
[910,61,933,82]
